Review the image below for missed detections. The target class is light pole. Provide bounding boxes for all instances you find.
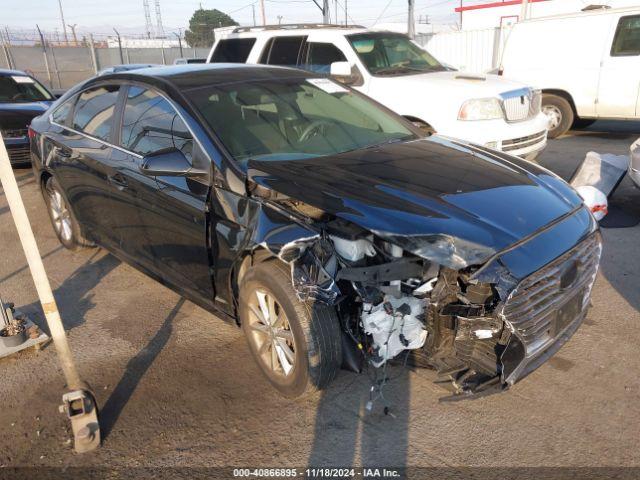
[173,31,183,57]
[67,24,78,46]
[408,0,415,39]
[57,0,69,44]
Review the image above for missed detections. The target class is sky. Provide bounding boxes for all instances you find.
[0,0,463,37]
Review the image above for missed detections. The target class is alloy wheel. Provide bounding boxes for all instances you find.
[246,289,296,378]
[542,104,562,130]
[48,185,73,242]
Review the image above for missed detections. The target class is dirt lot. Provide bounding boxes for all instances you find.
[1,124,639,476]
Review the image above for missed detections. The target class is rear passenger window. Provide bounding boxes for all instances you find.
[120,86,193,160]
[72,86,119,141]
[51,97,75,127]
[260,36,306,67]
[612,15,640,56]
[305,43,347,73]
[211,38,256,62]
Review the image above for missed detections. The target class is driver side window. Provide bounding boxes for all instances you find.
[304,43,347,73]
[120,86,193,161]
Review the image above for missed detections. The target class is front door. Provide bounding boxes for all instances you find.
[117,85,214,302]
[598,14,640,118]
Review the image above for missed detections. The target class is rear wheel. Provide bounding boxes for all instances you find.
[542,94,574,139]
[42,176,93,251]
[239,260,342,398]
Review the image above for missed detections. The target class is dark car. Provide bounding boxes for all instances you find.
[0,69,55,165]
[29,64,601,398]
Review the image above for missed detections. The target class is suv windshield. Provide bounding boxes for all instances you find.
[0,74,53,103]
[186,77,416,167]
[347,32,445,76]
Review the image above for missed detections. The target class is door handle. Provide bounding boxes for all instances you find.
[56,148,72,159]
[108,173,129,190]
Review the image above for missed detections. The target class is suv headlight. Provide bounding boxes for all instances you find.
[458,98,504,121]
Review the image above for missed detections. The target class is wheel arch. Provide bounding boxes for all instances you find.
[542,89,578,116]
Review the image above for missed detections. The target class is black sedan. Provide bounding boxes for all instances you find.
[0,69,55,165]
[29,64,601,398]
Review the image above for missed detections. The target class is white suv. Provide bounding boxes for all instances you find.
[207,24,549,160]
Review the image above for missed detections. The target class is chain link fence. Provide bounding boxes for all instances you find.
[0,28,210,91]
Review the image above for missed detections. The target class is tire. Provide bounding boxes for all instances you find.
[239,260,342,398]
[42,176,93,251]
[572,118,596,130]
[542,94,574,139]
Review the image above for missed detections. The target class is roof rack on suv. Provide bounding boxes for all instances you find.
[232,23,364,33]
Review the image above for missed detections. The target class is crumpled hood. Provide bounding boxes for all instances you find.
[248,136,583,269]
[0,101,51,130]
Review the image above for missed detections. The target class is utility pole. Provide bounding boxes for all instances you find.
[67,24,78,46]
[57,0,69,44]
[520,0,530,21]
[35,25,52,88]
[252,4,257,26]
[334,0,338,24]
[260,0,266,25]
[173,31,183,57]
[407,0,415,39]
[323,0,330,23]
[277,15,283,25]
[113,28,124,64]
[345,0,347,25]
[460,0,463,29]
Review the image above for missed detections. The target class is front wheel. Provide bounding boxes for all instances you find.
[239,260,342,398]
[542,94,574,139]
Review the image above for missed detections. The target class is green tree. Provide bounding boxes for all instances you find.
[185,8,239,48]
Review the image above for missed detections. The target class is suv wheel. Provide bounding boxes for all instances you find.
[42,176,93,251]
[542,94,574,139]
[239,260,342,398]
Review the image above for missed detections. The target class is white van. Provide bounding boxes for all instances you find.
[500,6,640,138]
[207,25,549,160]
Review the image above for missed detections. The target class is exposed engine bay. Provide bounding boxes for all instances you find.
[273,213,511,398]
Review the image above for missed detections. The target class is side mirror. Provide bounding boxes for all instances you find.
[330,62,364,87]
[140,148,207,177]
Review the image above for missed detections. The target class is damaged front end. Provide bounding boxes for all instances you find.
[260,206,601,399]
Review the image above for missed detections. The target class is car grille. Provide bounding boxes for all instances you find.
[501,232,602,357]
[501,89,542,122]
[2,128,28,139]
[7,145,32,165]
[502,130,547,152]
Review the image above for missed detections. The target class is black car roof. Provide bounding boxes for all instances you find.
[96,63,315,90]
[0,68,30,77]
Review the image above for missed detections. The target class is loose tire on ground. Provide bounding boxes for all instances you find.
[542,94,574,139]
[42,176,93,251]
[239,260,342,398]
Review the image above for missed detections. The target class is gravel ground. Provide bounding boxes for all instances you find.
[0,123,639,476]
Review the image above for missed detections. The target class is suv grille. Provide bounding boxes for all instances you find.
[2,128,28,139]
[501,89,541,122]
[7,145,31,165]
[501,233,602,357]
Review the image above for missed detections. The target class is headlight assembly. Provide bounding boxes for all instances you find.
[458,98,504,121]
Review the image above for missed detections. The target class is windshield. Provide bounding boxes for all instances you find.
[0,75,53,103]
[186,77,416,167]
[347,32,445,76]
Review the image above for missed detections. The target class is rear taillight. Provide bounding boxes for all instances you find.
[28,127,36,139]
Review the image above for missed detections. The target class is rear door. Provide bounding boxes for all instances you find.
[51,84,121,242]
[117,85,214,302]
[210,37,257,63]
[597,14,640,118]
[258,35,307,68]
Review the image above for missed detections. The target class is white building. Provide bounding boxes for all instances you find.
[456,0,640,30]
